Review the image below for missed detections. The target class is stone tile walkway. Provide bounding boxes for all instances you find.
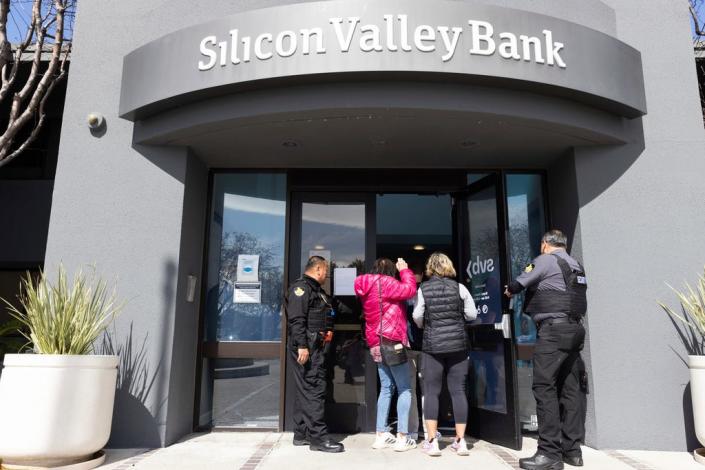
[99,432,705,470]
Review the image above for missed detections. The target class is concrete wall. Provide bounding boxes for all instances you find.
[571,0,705,451]
[45,0,705,450]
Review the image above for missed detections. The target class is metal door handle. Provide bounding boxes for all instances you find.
[494,313,511,339]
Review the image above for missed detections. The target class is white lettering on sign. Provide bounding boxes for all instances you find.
[197,14,566,71]
[466,256,495,280]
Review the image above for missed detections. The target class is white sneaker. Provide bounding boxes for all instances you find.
[393,435,418,452]
[422,438,442,456]
[372,432,397,449]
[449,438,470,456]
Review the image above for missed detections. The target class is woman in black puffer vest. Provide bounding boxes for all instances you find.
[412,252,477,456]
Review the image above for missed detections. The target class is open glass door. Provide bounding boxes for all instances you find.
[456,173,522,450]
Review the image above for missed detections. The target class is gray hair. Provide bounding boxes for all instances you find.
[542,229,568,248]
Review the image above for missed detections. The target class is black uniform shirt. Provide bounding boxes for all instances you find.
[285,274,319,349]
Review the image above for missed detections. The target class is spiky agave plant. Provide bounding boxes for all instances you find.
[659,267,705,357]
[2,264,122,355]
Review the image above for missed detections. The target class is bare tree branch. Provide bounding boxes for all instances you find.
[0,0,72,168]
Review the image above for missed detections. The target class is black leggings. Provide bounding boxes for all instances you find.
[422,351,469,424]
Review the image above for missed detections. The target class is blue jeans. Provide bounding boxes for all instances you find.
[376,361,411,434]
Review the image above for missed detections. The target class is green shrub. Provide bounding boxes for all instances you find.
[659,267,705,356]
[1,264,122,355]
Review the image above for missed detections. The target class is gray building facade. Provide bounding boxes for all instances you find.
[44,0,705,451]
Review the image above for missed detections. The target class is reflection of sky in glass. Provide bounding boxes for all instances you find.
[301,203,365,273]
[506,174,545,345]
[223,194,286,268]
[206,174,287,342]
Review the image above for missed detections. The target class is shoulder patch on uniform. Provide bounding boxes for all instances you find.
[294,287,305,297]
[524,263,535,273]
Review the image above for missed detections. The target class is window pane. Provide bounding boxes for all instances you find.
[204,174,286,342]
[299,202,366,405]
[203,358,280,428]
[506,173,547,431]
[506,174,546,343]
[467,185,502,326]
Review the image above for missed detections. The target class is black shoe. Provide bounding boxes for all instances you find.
[562,454,583,467]
[519,453,564,470]
[293,436,310,446]
[310,439,345,453]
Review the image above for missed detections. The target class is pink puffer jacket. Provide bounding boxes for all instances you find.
[354,269,417,349]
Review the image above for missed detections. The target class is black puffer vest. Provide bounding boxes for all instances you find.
[420,276,467,354]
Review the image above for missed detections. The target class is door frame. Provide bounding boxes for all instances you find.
[285,191,378,433]
[192,169,550,440]
[456,172,522,449]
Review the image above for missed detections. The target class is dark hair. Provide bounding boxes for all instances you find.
[370,258,397,277]
[542,229,568,248]
[305,255,327,271]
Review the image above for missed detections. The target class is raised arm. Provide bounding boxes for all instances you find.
[383,268,418,301]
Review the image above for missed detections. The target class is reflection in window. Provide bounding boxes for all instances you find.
[506,173,546,431]
[204,174,286,342]
[506,174,546,344]
[209,358,280,428]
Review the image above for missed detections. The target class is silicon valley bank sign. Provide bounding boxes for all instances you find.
[198,15,567,71]
[119,0,646,120]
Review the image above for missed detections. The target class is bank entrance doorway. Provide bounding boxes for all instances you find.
[284,171,546,450]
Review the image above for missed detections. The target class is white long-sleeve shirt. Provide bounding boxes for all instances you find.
[412,283,477,328]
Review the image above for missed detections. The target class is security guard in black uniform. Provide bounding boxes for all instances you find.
[505,230,588,470]
[285,255,344,453]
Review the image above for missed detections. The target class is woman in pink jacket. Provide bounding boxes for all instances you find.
[354,257,417,452]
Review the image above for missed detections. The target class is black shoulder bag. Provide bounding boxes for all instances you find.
[378,279,408,366]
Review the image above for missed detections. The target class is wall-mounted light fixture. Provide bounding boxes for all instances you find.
[87,112,104,130]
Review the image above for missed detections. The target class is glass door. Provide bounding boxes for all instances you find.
[197,173,287,430]
[455,173,522,450]
[285,192,377,433]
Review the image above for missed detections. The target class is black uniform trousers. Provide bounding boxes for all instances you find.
[289,341,330,443]
[532,321,587,460]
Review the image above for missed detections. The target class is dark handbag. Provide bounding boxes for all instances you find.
[378,279,408,366]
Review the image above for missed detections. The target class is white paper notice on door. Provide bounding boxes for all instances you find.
[236,254,259,283]
[334,268,357,296]
[234,282,261,303]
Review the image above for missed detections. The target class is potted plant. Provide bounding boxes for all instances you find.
[659,267,705,465]
[0,265,122,469]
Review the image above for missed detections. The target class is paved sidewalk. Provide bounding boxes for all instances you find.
[99,432,704,470]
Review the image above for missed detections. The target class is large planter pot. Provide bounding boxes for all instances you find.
[690,355,705,461]
[0,354,118,468]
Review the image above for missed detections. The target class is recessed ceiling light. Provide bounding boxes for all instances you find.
[413,245,425,251]
[314,245,325,250]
